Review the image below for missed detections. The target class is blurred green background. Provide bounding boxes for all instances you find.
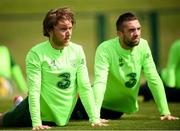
[0,0,180,82]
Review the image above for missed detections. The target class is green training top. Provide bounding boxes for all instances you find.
[26,40,98,127]
[93,37,170,117]
[0,46,11,78]
[161,40,180,88]
[0,45,27,93]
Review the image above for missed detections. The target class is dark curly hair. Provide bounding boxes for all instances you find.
[43,7,75,37]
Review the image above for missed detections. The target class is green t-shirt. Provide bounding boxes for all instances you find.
[26,40,98,127]
[161,40,180,88]
[93,37,170,117]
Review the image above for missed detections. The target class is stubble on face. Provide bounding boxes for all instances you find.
[120,20,141,49]
[50,20,73,50]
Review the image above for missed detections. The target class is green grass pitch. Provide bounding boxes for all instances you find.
[0,99,180,130]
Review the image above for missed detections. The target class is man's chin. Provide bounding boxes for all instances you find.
[128,42,139,48]
[133,40,139,46]
[63,40,70,45]
[134,42,139,46]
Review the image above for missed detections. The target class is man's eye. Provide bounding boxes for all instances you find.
[60,28,67,31]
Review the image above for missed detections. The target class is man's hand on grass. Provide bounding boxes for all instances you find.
[160,114,179,120]
[91,118,109,127]
[32,125,51,130]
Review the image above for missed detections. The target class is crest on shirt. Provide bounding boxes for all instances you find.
[81,58,85,65]
[49,60,58,69]
[70,58,85,68]
[146,53,150,59]
[119,57,124,67]
[70,59,77,68]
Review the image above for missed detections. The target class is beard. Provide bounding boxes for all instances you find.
[52,35,69,48]
[123,37,140,48]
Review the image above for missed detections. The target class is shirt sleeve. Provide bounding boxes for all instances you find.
[142,42,170,115]
[26,50,42,127]
[76,46,99,123]
[93,45,110,118]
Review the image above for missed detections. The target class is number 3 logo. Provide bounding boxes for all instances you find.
[125,73,137,88]
[57,73,71,89]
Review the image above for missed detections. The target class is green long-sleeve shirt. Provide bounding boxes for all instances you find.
[93,37,170,117]
[26,41,98,127]
[161,40,180,88]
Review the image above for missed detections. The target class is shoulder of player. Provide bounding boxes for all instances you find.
[26,41,49,59]
[139,38,148,44]
[137,38,149,49]
[30,41,49,52]
[68,42,84,52]
[0,46,9,54]
[0,45,8,50]
[171,40,180,51]
[97,37,116,49]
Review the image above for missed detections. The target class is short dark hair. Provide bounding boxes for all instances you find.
[116,12,138,31]
[43,7,75,37]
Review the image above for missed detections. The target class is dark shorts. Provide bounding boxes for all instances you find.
[71,99,123,120]
[3,97,56,127]
[100,108,124,119]
[139,82,180,102]
[3,97,32,127]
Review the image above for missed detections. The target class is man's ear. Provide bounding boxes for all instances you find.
[48,30,53,37]
[117,31,122,37]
